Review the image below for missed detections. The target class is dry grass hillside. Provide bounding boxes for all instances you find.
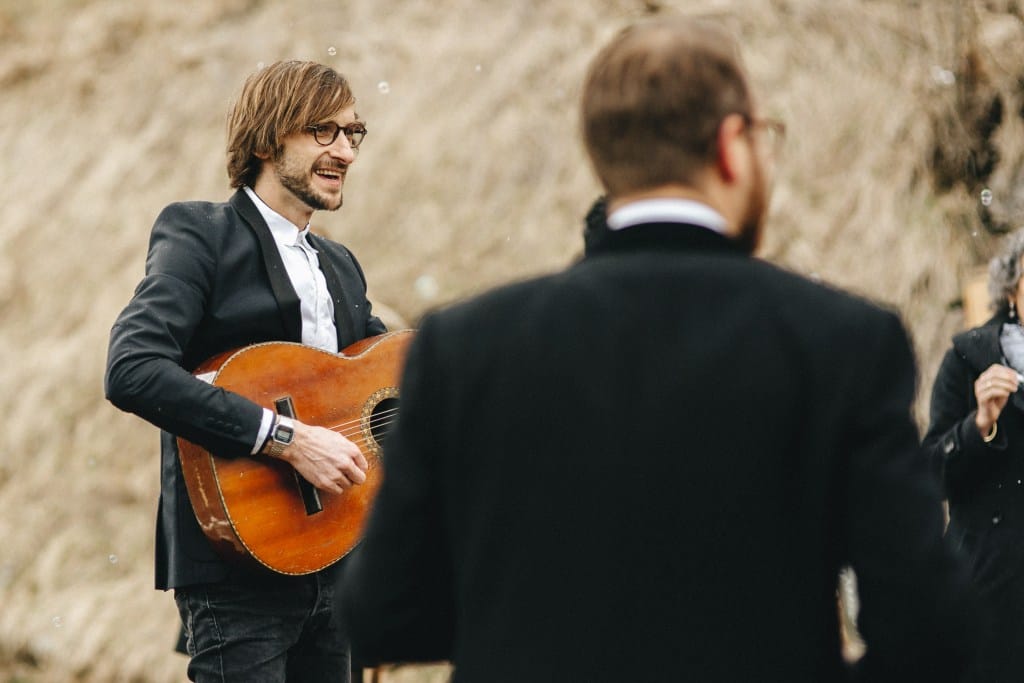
[2,0,1024,680]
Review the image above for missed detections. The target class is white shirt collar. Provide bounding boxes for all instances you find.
[606,198,728,235]
[244,186,312,248]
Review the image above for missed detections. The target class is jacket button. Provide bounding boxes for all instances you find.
[942,439,955,455]
[993,512,1003,526]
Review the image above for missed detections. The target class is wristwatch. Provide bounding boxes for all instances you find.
[262,415,295,458]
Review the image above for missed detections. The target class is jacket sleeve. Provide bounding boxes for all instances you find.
[843,313,978,682]
[922,346,1007,499]
[104,203,266,458]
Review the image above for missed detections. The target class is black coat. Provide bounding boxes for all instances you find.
[340,215,975,682]
[105,189,385,589]
[924,315,1024,681]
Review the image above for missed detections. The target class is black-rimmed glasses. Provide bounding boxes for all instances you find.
[305,121,367,149]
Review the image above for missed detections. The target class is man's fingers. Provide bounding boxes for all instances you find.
[344,462,367,485]
[354,449,369,472]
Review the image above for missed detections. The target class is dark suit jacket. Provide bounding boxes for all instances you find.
[106,189,385,589]
[340,219,974,682]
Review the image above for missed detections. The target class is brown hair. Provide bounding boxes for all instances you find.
[581,16,752,196]
[226,60,356,189]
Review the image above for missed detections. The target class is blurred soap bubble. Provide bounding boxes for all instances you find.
[327,46,337,56]
[378,81,390,95]
[108,554,119,565]
[475,64,483,73]
[981,188,993,206]
[930,65,956,86]
[52,616,62,629]
[414,275,439,300]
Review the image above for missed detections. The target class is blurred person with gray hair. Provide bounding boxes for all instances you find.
[105,60,386,682]
[338,14,976,682]
[924,226,1024,682]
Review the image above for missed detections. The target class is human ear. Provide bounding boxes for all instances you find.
[716,113,752,184]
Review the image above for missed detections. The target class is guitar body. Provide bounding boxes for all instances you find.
[177,329,414,576]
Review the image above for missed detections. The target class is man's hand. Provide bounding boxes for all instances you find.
[274,421,369,493]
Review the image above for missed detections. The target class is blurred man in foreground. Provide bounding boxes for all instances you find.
[339,16,975,682]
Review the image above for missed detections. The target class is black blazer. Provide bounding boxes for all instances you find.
[106,189,385,589]
[340,220,974,682]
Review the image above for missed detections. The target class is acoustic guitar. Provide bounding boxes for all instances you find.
[177,329,415,576]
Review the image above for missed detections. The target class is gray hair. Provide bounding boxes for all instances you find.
[989,227,1024,314]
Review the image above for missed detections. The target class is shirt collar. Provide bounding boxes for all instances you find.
[244,186,312,248]
[606,198,728,235]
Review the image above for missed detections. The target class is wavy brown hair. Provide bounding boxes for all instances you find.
[226,60,356,189]
[581,16,752,197]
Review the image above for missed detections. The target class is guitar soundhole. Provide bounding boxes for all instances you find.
[362,387,400,458]
[370,397,399,449]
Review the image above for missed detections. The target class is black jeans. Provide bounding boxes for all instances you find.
[174,570,351,683]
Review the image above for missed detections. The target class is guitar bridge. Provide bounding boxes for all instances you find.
[275,396,323,516]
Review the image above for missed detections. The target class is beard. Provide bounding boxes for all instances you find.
[273,152,346,212]
[734,152,769,254]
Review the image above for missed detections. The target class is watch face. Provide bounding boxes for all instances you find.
[275,424,294,444]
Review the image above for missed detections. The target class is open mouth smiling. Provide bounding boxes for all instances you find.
[315,167,345,182]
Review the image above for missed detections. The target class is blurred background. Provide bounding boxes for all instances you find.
[2,0,1022,680]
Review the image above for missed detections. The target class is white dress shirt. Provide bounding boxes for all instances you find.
[244,186,339,451]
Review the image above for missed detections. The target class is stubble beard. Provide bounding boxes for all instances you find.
[275,155,344,213]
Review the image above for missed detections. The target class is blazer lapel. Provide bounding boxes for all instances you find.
[310,239,357,350]
[230,190,303,342]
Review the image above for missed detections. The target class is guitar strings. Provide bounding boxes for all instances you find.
[338,417,398,445]
[312,405,398,433]
[339,414,399,453]
[324,407,401,445]
[328,407,400,436]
